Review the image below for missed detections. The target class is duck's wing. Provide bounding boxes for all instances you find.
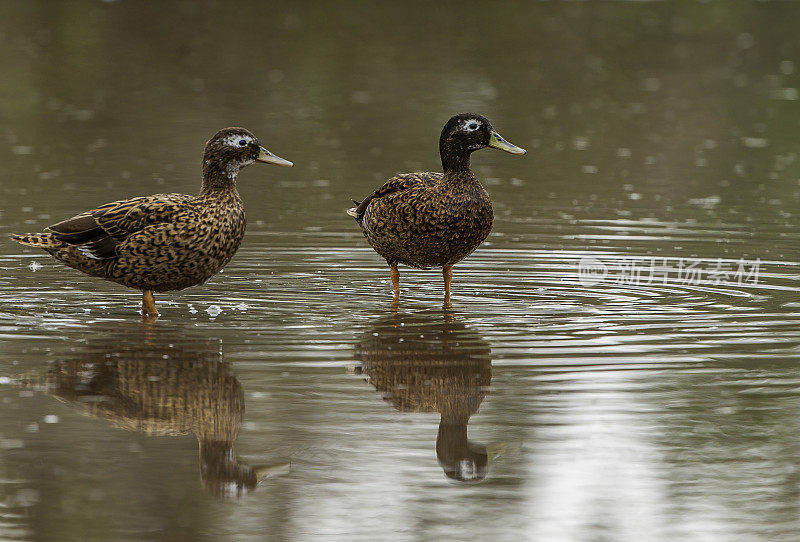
[348,172,441,222]
[47,193,195,260]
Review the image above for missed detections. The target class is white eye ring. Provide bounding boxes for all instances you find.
[223,134,254,147]
[466,121,480,131]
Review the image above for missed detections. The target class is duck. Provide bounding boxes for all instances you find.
[347,113,525,307]
[11,127,292,319]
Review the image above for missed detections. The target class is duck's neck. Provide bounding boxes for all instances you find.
[436,417,470,460]
[440,146,474,178]
[201,160,239,195]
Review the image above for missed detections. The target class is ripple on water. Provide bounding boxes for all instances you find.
[1,243,799,369]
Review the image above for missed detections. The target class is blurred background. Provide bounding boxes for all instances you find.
[1,1,800,541]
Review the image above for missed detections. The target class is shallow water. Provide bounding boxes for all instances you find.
[1,1,800,541]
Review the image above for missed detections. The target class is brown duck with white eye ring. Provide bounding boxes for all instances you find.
[11,127,292,319]
[348,113,526,307]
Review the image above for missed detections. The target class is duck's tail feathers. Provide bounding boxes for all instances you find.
[346,200,360,220]
[10,233,64,249]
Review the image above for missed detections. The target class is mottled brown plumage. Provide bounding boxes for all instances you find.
[354,171,494,269]
[348,113,525,306]
[354,310,493,482]
[11,127,292,318]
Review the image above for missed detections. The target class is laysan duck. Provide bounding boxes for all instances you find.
[347,113,526,307]
[12,127,292,319]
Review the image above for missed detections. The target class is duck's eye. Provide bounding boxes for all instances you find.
[238,139,247,146]
[467,122,479,131]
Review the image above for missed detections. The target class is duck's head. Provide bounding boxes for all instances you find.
[200,439,291,499]
[202,127,292,186]
[436,427,489,483]
[439,113,526,172]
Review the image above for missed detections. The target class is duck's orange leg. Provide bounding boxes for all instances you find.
[390,264,400,304]
[443,265,453,309]
[142,290,159,320]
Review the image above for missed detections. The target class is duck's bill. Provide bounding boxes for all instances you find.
[488,131,527,155]
[257,147,293,167]
[486,440,523,464]
[253,462,292,481]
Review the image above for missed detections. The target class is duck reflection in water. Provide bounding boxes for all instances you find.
[21,326,289,499]
[355,310,511,482]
